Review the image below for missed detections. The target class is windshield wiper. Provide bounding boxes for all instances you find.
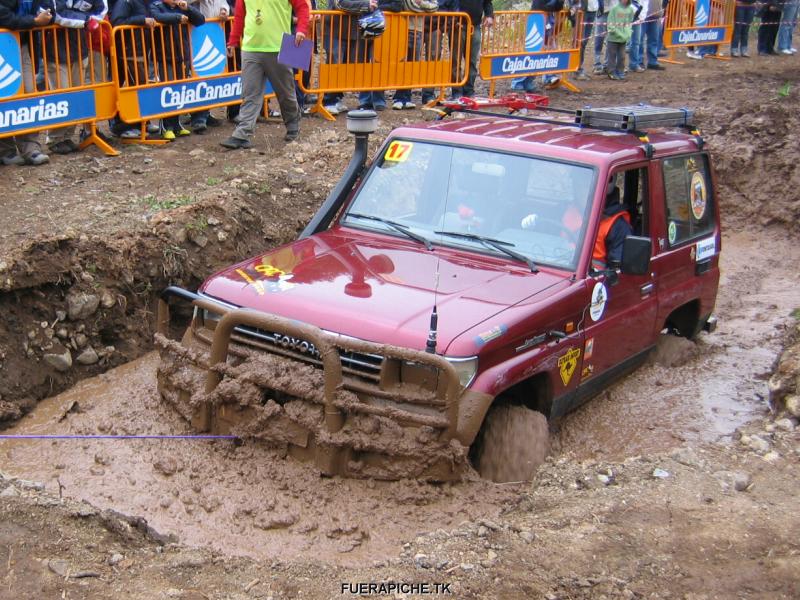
[347,213,433,250]
[433,231,538,273]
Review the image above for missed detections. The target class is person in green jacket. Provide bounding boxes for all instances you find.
[606,0,636,80]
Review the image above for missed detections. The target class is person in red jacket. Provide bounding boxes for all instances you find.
[221,0,309,148]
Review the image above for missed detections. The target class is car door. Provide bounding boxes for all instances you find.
[578,164,659,386]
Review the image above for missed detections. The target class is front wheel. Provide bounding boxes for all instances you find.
[473,404,550,483]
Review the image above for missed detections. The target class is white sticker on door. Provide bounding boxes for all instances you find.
[695,237,716,262]
[590,282,607,322]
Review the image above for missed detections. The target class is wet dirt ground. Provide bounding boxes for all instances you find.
[0,46,799,599]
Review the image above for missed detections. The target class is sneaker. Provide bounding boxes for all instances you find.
[206,115,222,127]
[592,65,605,75]
[741,50,751,57]
[791,48,798,54]
[544,74,561,85]
[323,103,340,116]
[220,136,252,150]
[686,50,703,60]
[632,65,646,72]
[48,139,78,154]
[24,151,49,166]
[730,48,740,57]
[284,129,299,142]
[608,72,622,81]
[402,101,416,110]
[392,100,404,110]
[780,49,793,55]
[574,69,590,81]
[162,129,176,141]
[1,152,25,166]
[192,121,208,134]
[146,122,160,134]
[374,102,387,111]
[647,63,666,70]
[268,109,281,118]
[177,127,191,137]
[334,100,348,113]
[120,129,139,139]
[302,105,312,115]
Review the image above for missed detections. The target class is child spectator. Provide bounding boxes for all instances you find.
[606,0,635,80]
[0,0,52,165]
[150,0,205,139]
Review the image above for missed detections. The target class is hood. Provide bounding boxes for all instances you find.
[200,228,569,354]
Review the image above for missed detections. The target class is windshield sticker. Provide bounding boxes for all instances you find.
[558,347,581,386]
[668,221,677,244]
[384,140,413,162]
[695,237,716,262]
[589,282,607,322]
[690,171,707,220]
[475,324,508,347]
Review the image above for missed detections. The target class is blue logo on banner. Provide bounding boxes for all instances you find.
[490,52,570,77]
[671,27,725,45]
[0,32,23,99]
[0,89,96,134]
[192,24,227,77]
[524,14,546,52]
[137,75,273,118]
[694,0,710,26]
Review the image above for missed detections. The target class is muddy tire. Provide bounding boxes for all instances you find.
[474,404,550,483]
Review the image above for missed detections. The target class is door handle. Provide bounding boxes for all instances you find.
[640,282,654,296]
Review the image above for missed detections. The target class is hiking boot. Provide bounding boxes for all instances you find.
[25,151,49,166]
[192,121,208,134]
[48,140,78,154]
[220,136,252,150]
[284,129,299,142]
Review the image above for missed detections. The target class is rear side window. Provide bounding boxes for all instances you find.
[662,154,714,247]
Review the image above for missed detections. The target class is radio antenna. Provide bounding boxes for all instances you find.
[426,150,454,354]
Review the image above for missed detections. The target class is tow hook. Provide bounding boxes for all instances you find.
[703,315,718,334]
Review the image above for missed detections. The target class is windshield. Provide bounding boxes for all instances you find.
[342,139,595,270]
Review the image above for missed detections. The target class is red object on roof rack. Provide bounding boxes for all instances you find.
[438,93,550,113]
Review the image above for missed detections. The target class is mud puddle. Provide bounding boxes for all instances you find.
[0,352,515,565]
[555,231,799,460]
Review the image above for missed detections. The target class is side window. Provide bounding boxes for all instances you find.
[662,154,714,247]
[608,166,648,236]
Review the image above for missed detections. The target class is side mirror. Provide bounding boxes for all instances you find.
[621,236,651,276]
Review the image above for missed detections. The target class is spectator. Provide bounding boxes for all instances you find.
[730,0,755,57]
[451,0,492,98]
[221,0,309,148]
[636,0,664,69]
[627,0,644,72]
[592,182,632,270]
[391,5,424,110]
[189,0,229,133]
[778,0,798,54]
[110,0,153,138]
[0,0,52,165]
[593,0,617,75]
[757,0,782,55]
[572,0,598,80]
[420,0,458,102]
[38,0,108,154]
[605,0,635,80]
[150,0,205,139]
[224,0,240,121]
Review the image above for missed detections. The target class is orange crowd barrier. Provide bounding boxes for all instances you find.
[479,10,583,96]
[112,18,275,144]
[662,0,735,63]
[0,22,117,155]
[301,11,472,120]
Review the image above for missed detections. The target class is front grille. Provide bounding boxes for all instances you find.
[232,324,383,377]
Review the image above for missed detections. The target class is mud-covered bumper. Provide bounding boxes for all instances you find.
[155,287,488,480]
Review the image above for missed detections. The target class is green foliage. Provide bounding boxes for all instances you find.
[777,82,791,98]
[140,194,196,211]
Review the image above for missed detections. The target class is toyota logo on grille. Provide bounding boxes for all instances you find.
[276,334,319,358]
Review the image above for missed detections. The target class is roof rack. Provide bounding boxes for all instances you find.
[430,96,703,156]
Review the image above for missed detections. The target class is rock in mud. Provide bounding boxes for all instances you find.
[43,347,72,372]
[66,292,100,320]
[153,457,178,476]
[745,435,771,454]
[47,558,70,577]
[108,553,124,566]
[76,347,99,365]
[254,512,297,530]
[774,417,797,431]
[784,395,800,418]
[414,553,432,569]
[651,335,698,368]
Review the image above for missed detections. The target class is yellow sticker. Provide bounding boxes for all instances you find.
[558,347,581,386]
[255,263,285,278]
[384,140,413,162]
[235,268,265,296]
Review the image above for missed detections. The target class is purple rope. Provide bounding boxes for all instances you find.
[0,435,237,439]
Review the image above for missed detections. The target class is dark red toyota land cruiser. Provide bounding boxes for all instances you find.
[155,100,721,482]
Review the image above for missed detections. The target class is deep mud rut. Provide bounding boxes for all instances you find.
[0,231,796,570]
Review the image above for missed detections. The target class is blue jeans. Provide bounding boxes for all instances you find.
[731,5,755,51]
[452,24,481,97]
[578,11,596,72]
[641,17,661,65]
[628,23,643,68]
[394,30,423,103]
[594,12,608,68]
[357,90,386,108]
[778,0,799,50]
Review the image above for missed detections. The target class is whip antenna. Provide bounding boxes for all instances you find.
[426,148,454,353]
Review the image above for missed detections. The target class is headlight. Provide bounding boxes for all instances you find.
[446,356,479,388]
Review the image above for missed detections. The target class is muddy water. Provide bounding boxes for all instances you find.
[555,231,800,460]
[0,231,797,563]
[0,352,515,564]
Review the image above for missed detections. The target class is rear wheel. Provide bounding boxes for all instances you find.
[473,404,550,483]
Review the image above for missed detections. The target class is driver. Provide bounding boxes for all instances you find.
[591,181,633,271]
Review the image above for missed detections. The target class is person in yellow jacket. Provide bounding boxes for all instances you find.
[221,0,310,148]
